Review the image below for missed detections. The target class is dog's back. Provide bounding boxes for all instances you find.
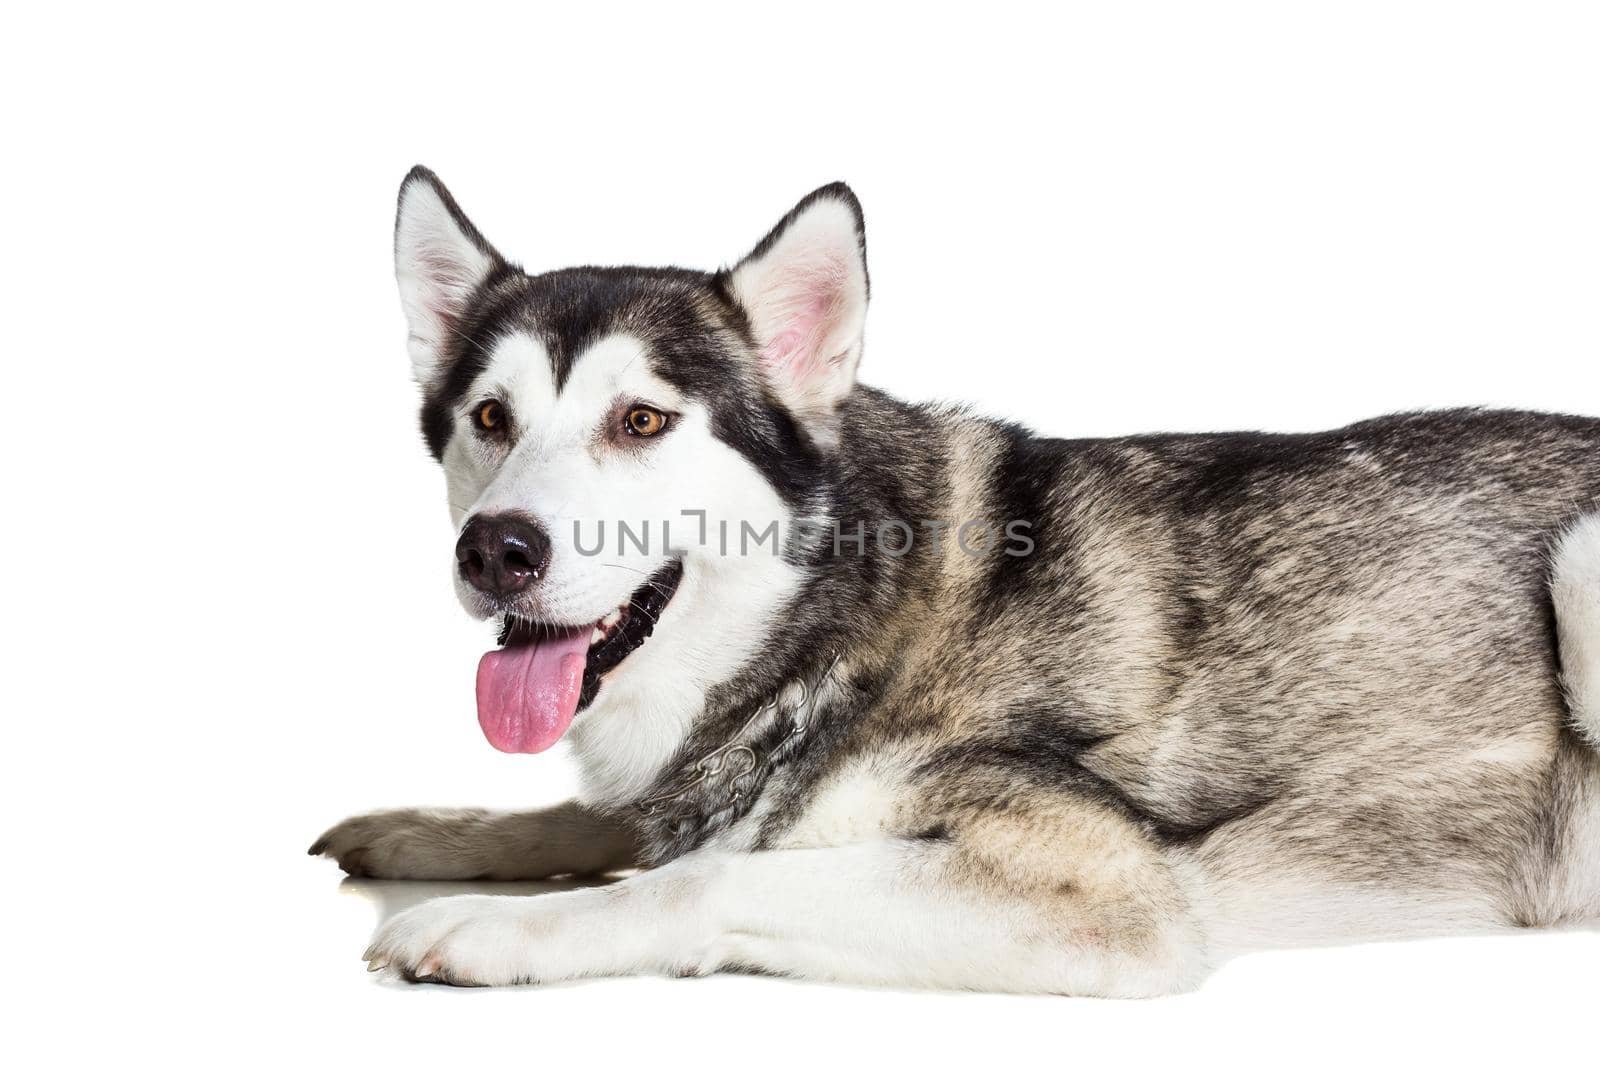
[819,404,1600,950]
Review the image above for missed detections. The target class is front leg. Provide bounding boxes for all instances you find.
[365,813,1211,995]
[309,801,641,880]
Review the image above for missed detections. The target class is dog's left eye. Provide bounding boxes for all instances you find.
[473,400,507,435]
[624,405,669,437]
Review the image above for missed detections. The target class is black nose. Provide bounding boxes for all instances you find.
[455,513,551,599]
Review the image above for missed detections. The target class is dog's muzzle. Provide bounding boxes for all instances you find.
[455,511,551,600]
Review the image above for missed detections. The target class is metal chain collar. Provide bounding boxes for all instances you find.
[634,654,842,828]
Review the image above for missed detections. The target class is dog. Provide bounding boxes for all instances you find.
[310,167,1600,993]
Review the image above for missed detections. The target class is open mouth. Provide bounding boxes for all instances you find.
[475,559,683,754]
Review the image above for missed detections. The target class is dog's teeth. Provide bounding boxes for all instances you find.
[602,607,623,629]
[591,626,605,646]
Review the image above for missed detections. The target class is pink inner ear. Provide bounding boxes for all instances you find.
[418,247,481,322]
[763,295,832,377]
[758,264,846,385]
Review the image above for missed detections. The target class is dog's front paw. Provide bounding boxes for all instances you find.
[364,895,551,986]
[308,808,491,879]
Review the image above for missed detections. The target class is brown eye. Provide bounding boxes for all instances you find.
[474,400,506,434]
[624,405,668,437]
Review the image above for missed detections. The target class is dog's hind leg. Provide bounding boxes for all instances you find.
[1543,515,1600,924]
[1553,514,1600,749]
[308,801,642,879]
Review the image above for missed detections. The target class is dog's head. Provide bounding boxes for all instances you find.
[393,168,868,791]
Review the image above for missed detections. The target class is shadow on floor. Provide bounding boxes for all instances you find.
[340,874,624,924]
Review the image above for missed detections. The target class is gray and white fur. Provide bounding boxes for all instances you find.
[311,169,1600,993]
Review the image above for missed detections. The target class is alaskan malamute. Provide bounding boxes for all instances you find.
[312,168,1600,993]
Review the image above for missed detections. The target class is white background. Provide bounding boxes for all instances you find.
[4,1,1596,1062]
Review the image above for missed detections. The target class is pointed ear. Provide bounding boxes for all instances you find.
[394,166,505,382]
[725,183,868,442]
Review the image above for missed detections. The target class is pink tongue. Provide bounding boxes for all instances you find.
[475,628,591,754]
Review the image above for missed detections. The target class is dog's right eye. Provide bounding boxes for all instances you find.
[473,400,507,435]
